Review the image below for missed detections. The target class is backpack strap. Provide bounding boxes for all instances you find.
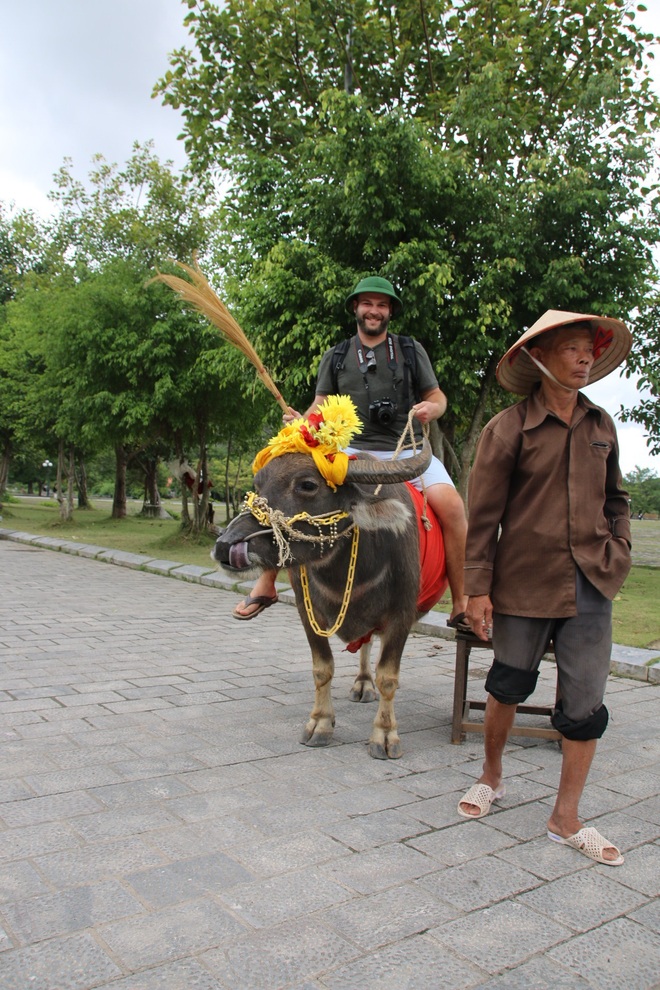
[398,335,419,406]
[330,337,353,393]
[331,333,420,407]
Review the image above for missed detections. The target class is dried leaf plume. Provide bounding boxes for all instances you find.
[151,257,288,413]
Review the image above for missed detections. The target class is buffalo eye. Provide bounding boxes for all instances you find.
[297,479,319,494]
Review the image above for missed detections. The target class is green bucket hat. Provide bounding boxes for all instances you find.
[345,276,403,317]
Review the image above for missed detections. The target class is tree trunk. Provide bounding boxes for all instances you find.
[224,436,233,522]
[76,455,92,509]
[112,445,128,519]
[0,439,10,503]
[141,457,170,519]
[232,454,244,518]
[62,446,75,522]
[56,439,68,519]
[191,445,211,536]
[457,354,500,501]
[175,437,191,529]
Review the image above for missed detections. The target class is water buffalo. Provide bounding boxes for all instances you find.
[212,440,446,759]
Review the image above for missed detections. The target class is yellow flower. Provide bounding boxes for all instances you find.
[252,395,361,488]
[313,395,361,450]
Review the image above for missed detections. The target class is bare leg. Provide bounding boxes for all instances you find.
[233,568,279,618]
[458,695,516,815]
[546,738,619,862]
[425,483,468,621]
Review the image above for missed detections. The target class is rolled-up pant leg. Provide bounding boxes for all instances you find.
[487,569,612,740]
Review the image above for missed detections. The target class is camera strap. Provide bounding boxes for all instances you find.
[354,334,398,375]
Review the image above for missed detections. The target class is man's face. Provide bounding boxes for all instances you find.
[532,328,595,390]
[354,292,392,337]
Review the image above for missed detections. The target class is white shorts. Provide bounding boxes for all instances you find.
[345,447,455,490]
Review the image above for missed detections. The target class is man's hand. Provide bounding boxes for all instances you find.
[411,400,438,424]
[465,594,494,642]
[413,387,447,422]
[282,406,301,424]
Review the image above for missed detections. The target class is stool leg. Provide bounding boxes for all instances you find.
[451,638,470,744]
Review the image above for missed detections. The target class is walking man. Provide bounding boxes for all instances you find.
[458,309,632,867]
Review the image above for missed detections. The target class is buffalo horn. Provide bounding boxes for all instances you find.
[345,438,433,485]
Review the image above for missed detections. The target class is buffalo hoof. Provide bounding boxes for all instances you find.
[368,735,402,760]
[300,716,335,747]
[349,680,377,704]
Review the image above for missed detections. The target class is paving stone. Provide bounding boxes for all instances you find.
[407,820,517,866]
[125,852,255,907]
[35,837,167,886]
[323,882,457,949]
[99,898,250,971]
[607,842,660,897]
[321,808,431,851]
[319,842,437,894]
[517,868,648,930]
[629,896,660,935]
[318,932,485,990]
[431,900,573,974]
[93,958,228,989]
[0,860,51,903]
[416,854,542,912]
[546,916,660,990]
[0,932,122,989]
[0,821,81,861]
[0,879,143,944]
[469,954,593,989]
[221,867,353,927]
[200,918,362,990]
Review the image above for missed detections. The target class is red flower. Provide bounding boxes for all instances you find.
[307,412,324,431]
[300,424,320,447]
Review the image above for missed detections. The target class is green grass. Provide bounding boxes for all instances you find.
[3,500,660,650]
[1,498,219,568]
[613,567,660,650]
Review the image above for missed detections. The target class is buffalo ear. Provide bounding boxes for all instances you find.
[351,495,412,535]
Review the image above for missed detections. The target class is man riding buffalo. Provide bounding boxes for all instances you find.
[233,275,469,630]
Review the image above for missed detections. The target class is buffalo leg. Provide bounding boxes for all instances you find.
[369,632,407,759]
[301,641,336,747]
[349,642,377,704]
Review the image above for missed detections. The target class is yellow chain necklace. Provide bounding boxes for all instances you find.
[299,526,360,637]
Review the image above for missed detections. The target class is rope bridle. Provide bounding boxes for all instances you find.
[238,491,360,637]
[237,409,431,637]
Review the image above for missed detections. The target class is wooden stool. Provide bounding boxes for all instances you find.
[451,630,561,744]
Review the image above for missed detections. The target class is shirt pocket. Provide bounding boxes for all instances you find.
[590,440,611,456]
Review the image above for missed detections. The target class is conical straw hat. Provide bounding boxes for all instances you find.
[496,309,632,395]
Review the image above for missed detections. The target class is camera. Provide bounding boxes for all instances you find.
[369,398,398,426]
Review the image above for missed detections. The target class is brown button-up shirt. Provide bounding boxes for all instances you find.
[464,389,631,617]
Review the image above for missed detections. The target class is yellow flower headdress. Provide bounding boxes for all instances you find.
[252,395,361,490]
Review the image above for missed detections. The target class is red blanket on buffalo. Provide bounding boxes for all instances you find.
[345,482,448,652]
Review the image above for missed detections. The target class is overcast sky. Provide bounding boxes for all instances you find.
[1,1,658,475]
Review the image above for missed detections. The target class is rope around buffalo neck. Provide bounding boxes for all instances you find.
[241,491,356,567]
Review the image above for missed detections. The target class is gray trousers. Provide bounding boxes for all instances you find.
[492,568,612,723]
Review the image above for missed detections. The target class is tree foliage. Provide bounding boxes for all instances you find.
[0,146,268,527]
[620,293,660,454]
[158,0,660,486]
[625,465,660,516]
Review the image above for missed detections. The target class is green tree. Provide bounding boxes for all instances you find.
[158,0,660,488]
[621,294,660,454]
[625,465,660,516]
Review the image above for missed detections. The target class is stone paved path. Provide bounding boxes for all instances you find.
[1,539,660,990]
